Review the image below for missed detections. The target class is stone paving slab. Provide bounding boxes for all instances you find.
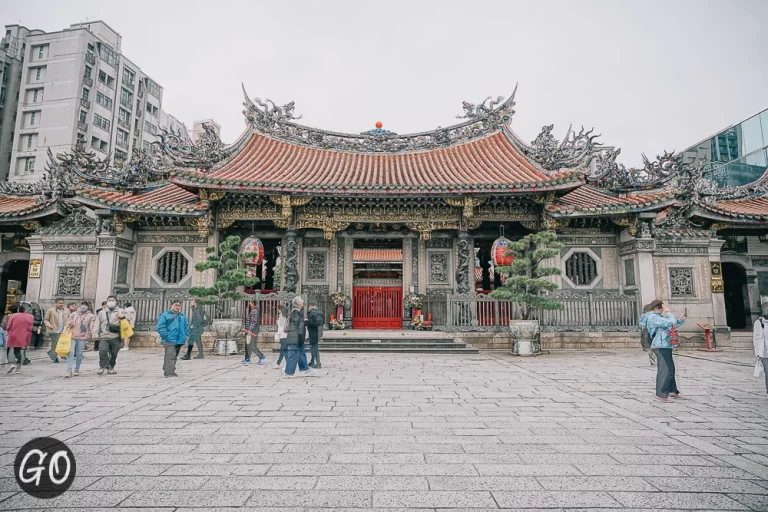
[1,349,768,510]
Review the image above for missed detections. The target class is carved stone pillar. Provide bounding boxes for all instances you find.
[479,248,492,291]
[456,232,472,294]
[283,229,299,293]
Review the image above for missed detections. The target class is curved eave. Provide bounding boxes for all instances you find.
[691,202,768,224]
[0,198,66,224]
[74,185,207,216]
[546,186,677,218]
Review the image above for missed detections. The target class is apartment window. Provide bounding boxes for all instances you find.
[98,43,118,67]
[122,68,135,88]
[29,112,36,125]
[79,110,87,123]
[84,65,92,79]
[146,78,161,98]
[120,88,133,109]
[26,134,33,149]
[0,87,5,102]
[142,140,150,152]
[114,149,127,162]
[96,91,113,110]
[24,157,35,173]
[116,129,128,146]
[37,45,44,59]
[118,108,130,125]
[82,88,89,100]
[143,120,157,135]
[93,113,110,132]
[146,102,152,114]
[32,89,39,103]
[87,43,94,54]
[35,68,41,80]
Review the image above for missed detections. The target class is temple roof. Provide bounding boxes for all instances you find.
[547,186,676,217]
[75,184,204,215]
[0,197,66,222]
[353,248,403,262]
[693,197,768,223]
[171,130,585,195]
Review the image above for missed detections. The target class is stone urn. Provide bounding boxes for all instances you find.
[213,319,242,340]
[509,320,540,356]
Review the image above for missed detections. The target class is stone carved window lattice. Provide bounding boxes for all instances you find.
[156,251,189,284]
[58,267,83,296]
[429,253,448,284]
[624,259,636,287]
[669,268,694,296]
[306,251,326,281]
[565,252,598,286]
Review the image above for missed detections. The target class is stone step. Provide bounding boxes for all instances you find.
[271,341,478,354]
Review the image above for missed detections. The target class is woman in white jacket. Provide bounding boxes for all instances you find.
[272,305,289,369]
[753,304,768,394]
[121,302,136,351]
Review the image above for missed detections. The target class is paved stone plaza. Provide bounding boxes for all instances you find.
[1,349,768,511]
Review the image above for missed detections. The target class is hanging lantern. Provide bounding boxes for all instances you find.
[240,236,264,265]
[491,236,514,266]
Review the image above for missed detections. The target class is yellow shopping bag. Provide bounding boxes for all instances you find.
[55,328,73,358]
[120,318,134,339]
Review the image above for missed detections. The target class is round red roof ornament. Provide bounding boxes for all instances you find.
[375,121,383,129]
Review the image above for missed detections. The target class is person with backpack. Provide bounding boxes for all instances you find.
[157,300,190,377]
[181,299,207,360]
[307,301,324,369]
[92,301,107,351]
[242,299,267,365]
[639,304,657,366]
[646,299,686,402]
[27,301,44,353]
[65,301,95,378]
[753,304,768,395]
[283,296,315,378]
[91,295,123,375]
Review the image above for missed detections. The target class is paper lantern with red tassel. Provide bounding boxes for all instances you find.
[490,236,514,266]
[240,236,264,266]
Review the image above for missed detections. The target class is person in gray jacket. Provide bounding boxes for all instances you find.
[91,295,123,375]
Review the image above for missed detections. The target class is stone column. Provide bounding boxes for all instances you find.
[620,237,656,307]
[95,236,118,303]
[456,232,472,324]
[25,235,43,303]
[283,229,298,294]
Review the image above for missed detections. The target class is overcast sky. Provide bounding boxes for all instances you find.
[2,0,767,167]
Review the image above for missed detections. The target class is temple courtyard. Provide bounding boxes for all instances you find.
[1,348,768,511]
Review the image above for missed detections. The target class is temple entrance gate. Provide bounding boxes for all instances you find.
[351,239,404,329]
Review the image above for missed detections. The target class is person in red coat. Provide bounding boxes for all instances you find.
[6,303,33,375]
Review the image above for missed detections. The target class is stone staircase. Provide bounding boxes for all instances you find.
[272,330,479,354]
[730,331,754,351]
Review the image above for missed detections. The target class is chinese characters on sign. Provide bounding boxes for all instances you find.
[710,262,724,293]
[28,259,41,278]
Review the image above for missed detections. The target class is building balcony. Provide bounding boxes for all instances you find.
[83,76,93,87]
[77,121,87,132]
[80,98,91,109]
[116,139,128,150]
[85,53,95,65]
[117,118,129,129]
[119,98,132,109]
[134,127,140,137]
[137,89,144,98]
[122,77,134,89]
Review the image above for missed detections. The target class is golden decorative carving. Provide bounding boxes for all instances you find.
[531,192,556,207]
[544,217,570,230]
[208,191,226,202]
[21,221,41,231]
[269,195,313,220]
[219,205,283,220]
[709,223,729,232]
[296,218,350,240]
[198,189,210,209]
[444,197,486,219]
[273,219,291,229]
[217,218,235,229]
[406,220,460,240]
[612,216,638,236]
[186,215,212,238]
[468,220,483,230]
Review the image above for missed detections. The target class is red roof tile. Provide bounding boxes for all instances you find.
[0,197,58,219]
[76,184,204,214]
[548,186,676,215]
[353,249,403,262]
[699,197,768,220]
[172,131,584,194]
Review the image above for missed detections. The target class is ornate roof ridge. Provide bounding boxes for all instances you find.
[240,83,518,154]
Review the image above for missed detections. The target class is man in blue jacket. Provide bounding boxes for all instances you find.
[157,300,190,378]
[646,299,686,402]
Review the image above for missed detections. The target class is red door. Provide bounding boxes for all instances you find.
[352,287,403,329]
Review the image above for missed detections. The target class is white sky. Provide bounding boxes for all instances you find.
[2,0,767,167]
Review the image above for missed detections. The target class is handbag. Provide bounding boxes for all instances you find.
[55,328,73,357]
[755,360,765,378]
[120,318,134,339]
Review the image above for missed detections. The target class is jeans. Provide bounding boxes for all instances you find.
[244,334,264,361]
[10,347,22,366]
[47,332,61,361]
[653,348,679,398]
[163,343,182,376]
[66,339,86,371]
[99,338,121,369]
[276,339,287,364]
[284,343,309,375]
[186,333,204,357]
[762,360,768,393]
[31,331,43,349]
[309,342,320,366]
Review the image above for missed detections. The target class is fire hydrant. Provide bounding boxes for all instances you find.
[697,323,722,352]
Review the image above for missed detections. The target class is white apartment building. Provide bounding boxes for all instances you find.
[5,20,182,184]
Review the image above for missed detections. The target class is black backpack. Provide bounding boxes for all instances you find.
[640,325,652,349]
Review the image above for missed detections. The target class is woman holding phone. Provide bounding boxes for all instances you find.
[646,299,686,402]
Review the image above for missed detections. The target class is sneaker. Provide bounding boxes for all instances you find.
[180,355,191,361]
[123,347,129,351]
[257,356,267,365]
[107,368,117,375]
[194,354,205,359]
[65,371,73,378]
[300,369,317,377]
[52,358,59,364]
[655,396,671,402]
[241,359,251,365]
[669,393,684,399]
[272,362,280,369]
[14,366,20,374]
[309,361,316,368]
[73,369,80,377]
[283,373,297,378]
[314,364,322,369]
[6,365,15,374]
[23,359,31,365]
[97,368,105,375]
[170,373,179,377]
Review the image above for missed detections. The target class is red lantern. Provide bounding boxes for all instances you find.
[240,237,264,265]
[491,236,514,266]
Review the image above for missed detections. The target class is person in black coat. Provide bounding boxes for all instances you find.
[307,301,324,368]
[182,299,208,360]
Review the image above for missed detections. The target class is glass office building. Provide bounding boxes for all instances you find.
[678,108,768,187]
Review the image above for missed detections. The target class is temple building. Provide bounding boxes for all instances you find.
[0,85,766,348]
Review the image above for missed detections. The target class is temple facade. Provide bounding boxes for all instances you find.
[1,85,766,348]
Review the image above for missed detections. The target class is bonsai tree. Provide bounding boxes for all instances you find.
[189,236,260,313]
[490,230,564,320]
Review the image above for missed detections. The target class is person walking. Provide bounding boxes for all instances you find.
[92,301,107,351]
[121,301,136,351]
[157,300,190,377]
[5,302,33,375]
[284,297,315,378]
[92,296,123,375]
[307,301,324,369]
[182,299,207,360]
[242,299,267,365]
[273,305,289,370]
[646,299,686,402]
[44,299,68,363]
[753,304,768,395]
[639,304,657,366]
[27,301,44,352]
[0,322,7,366]
[64,301,95,378]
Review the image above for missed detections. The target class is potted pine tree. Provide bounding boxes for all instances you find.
[490,231,563,356]
[189,235,260,340]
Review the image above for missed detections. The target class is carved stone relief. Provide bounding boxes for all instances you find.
[135,246,153,288]
[602,247,619,289]
[669,268,694,297]
[57,267,83,296]
[337,238,345,293]
[429,253,449,285]
[306,251,327,281]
